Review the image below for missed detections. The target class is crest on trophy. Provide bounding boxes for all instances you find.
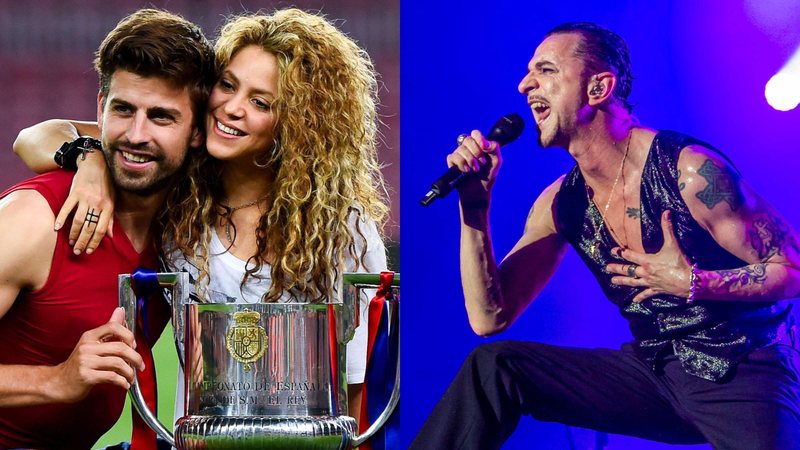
[225,309,268,372]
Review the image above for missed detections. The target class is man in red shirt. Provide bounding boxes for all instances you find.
[0,9,214,449]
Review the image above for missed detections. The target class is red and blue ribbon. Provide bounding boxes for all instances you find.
[130,268,160,450]
[131,268,161,346]
[360,271,399,450]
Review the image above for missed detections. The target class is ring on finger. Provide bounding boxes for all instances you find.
[627,264,639,278]
[457,134,468,145]
[85,208,101,226]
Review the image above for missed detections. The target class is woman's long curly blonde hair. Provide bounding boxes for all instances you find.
[162,8,389,302]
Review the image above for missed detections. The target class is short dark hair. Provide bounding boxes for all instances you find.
[546,22,634,112]
[94,9,216,128]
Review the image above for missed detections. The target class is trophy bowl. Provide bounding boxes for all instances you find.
[119,272,399,450]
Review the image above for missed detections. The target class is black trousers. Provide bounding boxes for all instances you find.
[410,341,800,450]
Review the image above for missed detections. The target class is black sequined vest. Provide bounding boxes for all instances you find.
[555,130,791,381]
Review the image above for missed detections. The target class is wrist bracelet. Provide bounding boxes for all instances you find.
[687,263,699,305]
[54,137,102,171]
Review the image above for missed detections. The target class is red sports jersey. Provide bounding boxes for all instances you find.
[0,171,169,449]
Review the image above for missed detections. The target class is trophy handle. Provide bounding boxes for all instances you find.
[129,379,175,446]
[351,299,400,447]
[119,273,188,449]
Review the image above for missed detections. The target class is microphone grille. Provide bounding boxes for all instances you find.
[487,113,525,146]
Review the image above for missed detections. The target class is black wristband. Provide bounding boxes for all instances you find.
[54,137,102,171]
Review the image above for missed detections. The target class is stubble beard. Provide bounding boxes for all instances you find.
[536,116,560,148]
[103,142,185,198]
[537,127,554,148]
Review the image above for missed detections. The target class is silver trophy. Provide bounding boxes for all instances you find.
[119,272,399,449]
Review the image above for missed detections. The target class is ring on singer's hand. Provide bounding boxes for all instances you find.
[85,208,101,226]
[627,264,639,278]
[457,134,468,145]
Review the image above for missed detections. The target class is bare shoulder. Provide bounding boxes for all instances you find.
[533,174,566,212]
[675,144,799,264]
[678,145,759,225]
[0,189,56,223]
[676,143,732,170]
[541,174,566,200]
[0,190,57,290]
[676,144,745,219]
[522,175,566,237]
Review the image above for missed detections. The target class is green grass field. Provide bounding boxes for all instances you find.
[93,324,179,449]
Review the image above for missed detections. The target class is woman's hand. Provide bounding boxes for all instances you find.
[55,151,115,255]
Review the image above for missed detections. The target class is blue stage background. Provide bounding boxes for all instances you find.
[400,1,800,448]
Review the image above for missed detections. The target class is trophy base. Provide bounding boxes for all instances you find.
[174,415,358,450]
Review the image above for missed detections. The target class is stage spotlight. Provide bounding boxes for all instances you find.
[766,44,800,112]
[765,72,800,111]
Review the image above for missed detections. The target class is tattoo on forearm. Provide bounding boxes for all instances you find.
[717,264,767,288]
[626,207,641,220]
[748,214,800,259]
[677,169,686,191]
[695,159,743,211]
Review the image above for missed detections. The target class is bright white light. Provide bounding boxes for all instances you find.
[765,72,800,111]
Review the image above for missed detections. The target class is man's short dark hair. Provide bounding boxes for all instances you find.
[546,22,634,112]
[94,9,216,128]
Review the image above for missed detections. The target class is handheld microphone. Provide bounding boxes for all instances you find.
[420,113,525,206]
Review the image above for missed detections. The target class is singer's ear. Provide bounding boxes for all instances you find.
[587,72,616,106]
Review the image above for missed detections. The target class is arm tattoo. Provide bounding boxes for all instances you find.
[748,213,800,259]
[676,169,686,191]
[695,159,743,211]
[626,207,641,220]
[718,264,767,288]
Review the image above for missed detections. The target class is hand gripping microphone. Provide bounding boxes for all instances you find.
[420,113,525,206]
